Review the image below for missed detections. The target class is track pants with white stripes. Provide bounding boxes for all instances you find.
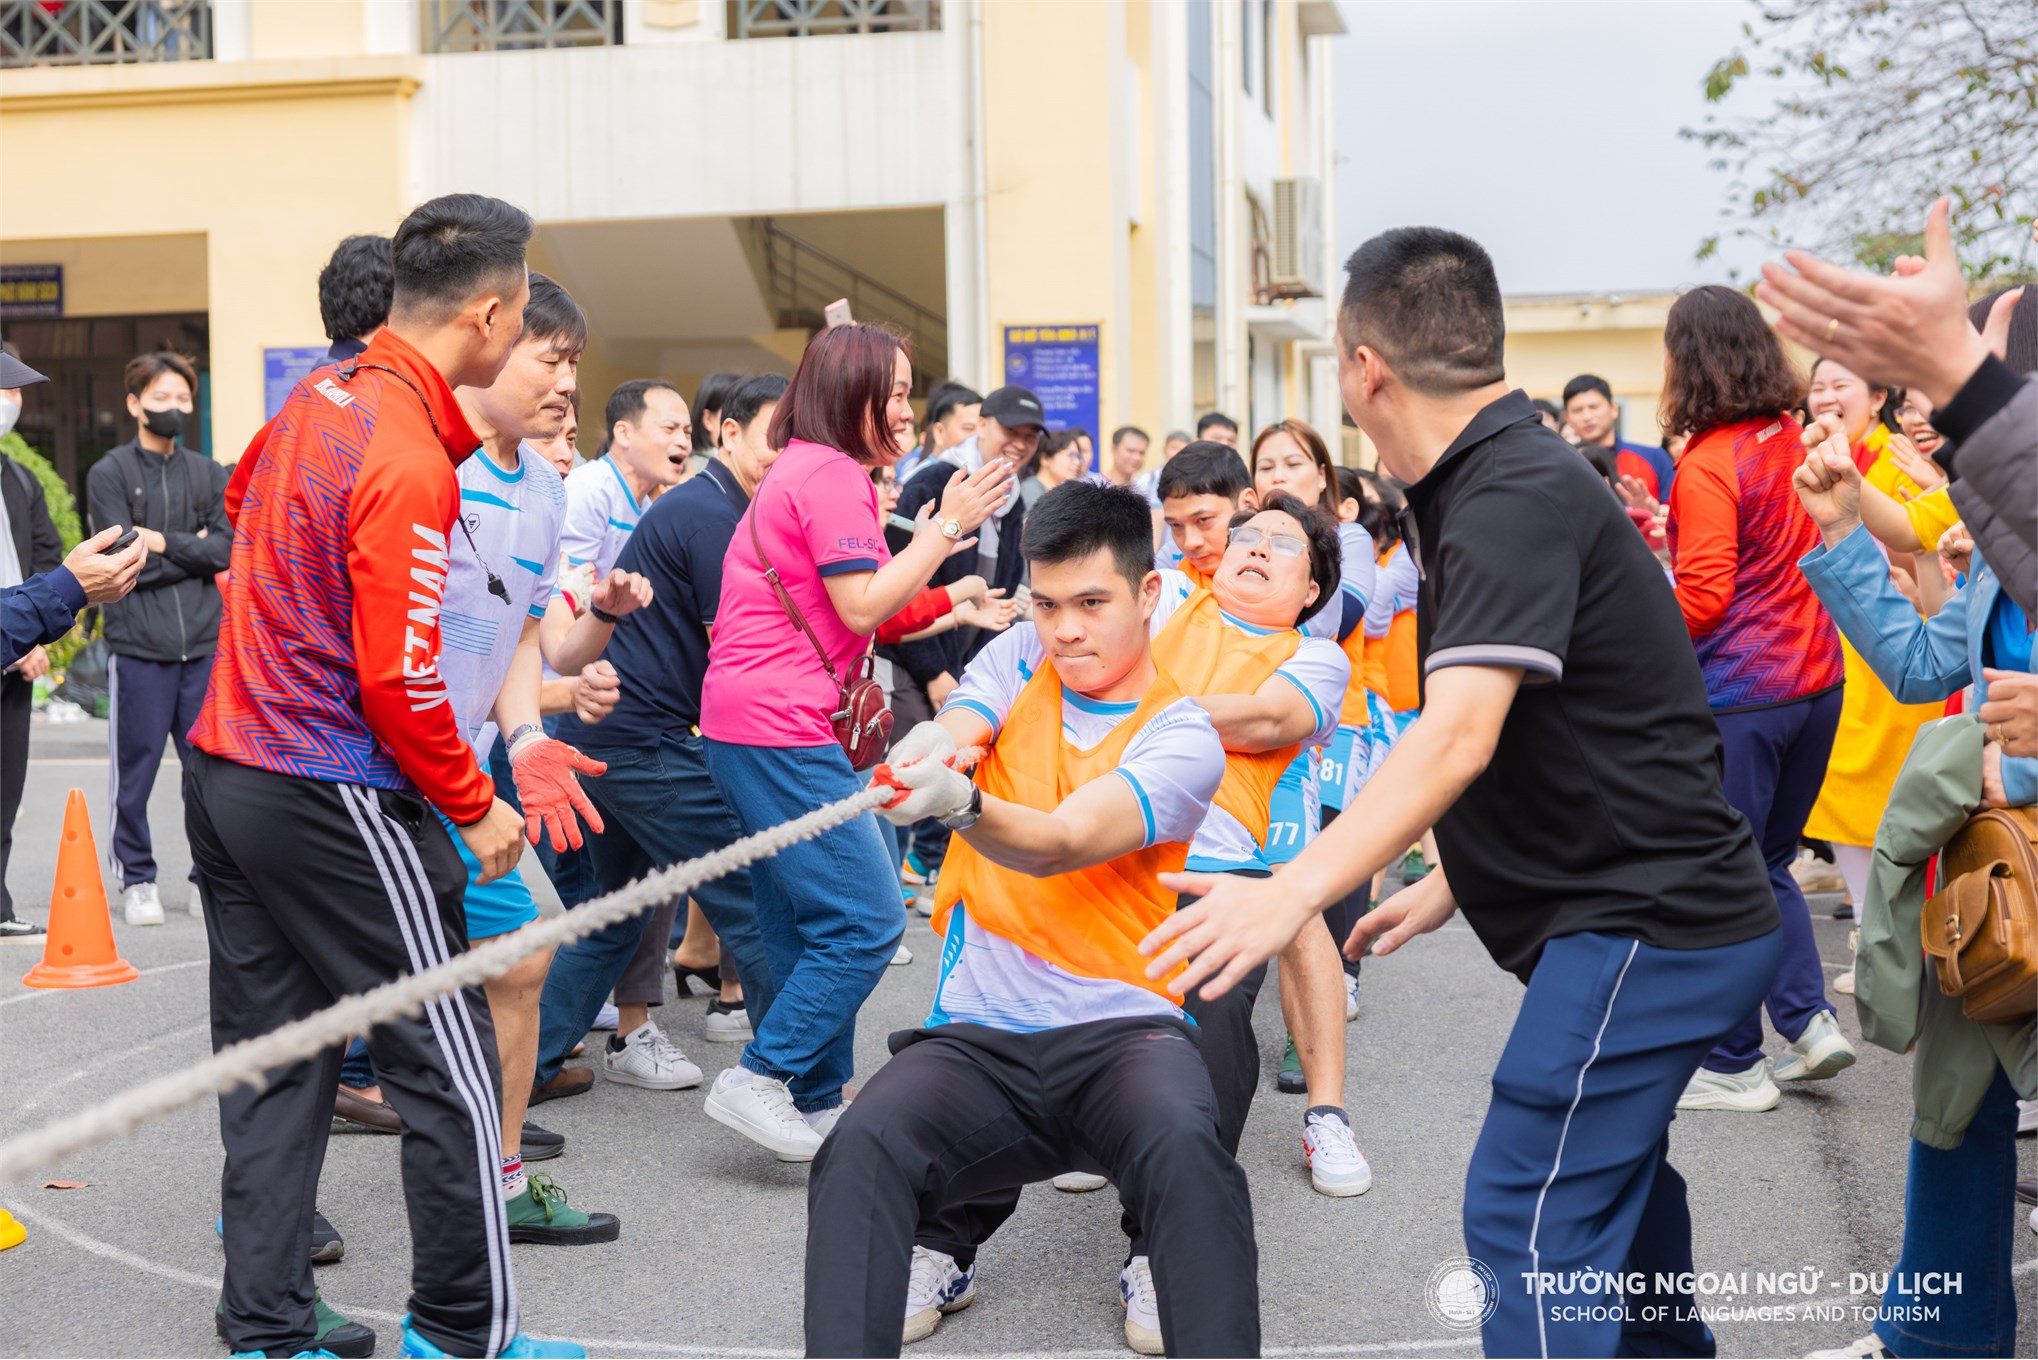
[185,748,518,1358]
[1464,926,1780,1359]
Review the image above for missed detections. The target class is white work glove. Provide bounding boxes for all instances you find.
[870,755,974,827]
[887,720,956,770]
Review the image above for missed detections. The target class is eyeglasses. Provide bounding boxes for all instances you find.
[1228,525,1307,558]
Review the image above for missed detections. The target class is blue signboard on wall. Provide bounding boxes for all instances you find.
[0,265,63,317]
[1003,325,1101,466]
[263,346,329,420]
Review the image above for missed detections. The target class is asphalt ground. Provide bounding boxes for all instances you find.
[1,721,2033,1358]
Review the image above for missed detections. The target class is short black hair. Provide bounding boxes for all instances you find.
[1021,481,1156,594]
[1346,466,1406,546]
[1231,491,1341,625]
[1195,411,1239,437]
[693,372,745,451]
[928,382,982,425]
[390,193,534,325]
[606,379,683,436]
[521,271,586,354]
[1562,374,1613,406]
[1110,424,1149,448]
[723,372,789,434]
[1338,227,1505,395]
[1530,397,1563,425]
[317,235,393,343]
[1157,441,1252,504]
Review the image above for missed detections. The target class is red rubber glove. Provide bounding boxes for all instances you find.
[508,737,608,852]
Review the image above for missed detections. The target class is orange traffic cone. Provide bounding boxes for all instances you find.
[22,790,138,989]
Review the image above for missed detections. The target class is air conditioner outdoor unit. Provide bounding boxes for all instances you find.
[1269,177,1326,300]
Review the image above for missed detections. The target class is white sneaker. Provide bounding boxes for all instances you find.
[2030,1205,2038,1236]
[1677,1059,1781,1112]
[1773,1010,1856,1083]
[891,942,914,966]
[1118,1256,1163,1356]
[902,1245,976,1345]
[703,1067,824,1162]
[592,1002,620,1031]
[2018,1099,2038,1136]
[603,1021,703,1090]
[1343,972,1359,1022]
[1302,1108,1373,1197]
[805,1104,848,1139]
[188,882,203,918]
[1834,929,1858,997]
[1052,1171,1109,1193]
[704,1002,753,1043]
[1805,1334,1893,1358]
[121,881,163,926]
[1790,848,1846,895]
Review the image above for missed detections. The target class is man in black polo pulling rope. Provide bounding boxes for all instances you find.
[1141,228,1783,1360]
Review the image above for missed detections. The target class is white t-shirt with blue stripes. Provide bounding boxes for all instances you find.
[440,443,565,764]
[931,637,1223,1033]
[560,456,641,577]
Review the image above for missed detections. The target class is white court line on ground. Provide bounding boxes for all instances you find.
[0,957,206,1008]
[2,1200,1483,1357]
[27,757,112,766]
[17,1021,212,1115]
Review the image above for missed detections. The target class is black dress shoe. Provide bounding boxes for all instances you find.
[331,1086,402,1135]
[310,1210,344,1264]
[2018,1177,2038,1208]
[522,1121,566,1161]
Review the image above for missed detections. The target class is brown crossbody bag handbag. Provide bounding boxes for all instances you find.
[1922,805,2038,1024]
[748,500,894,771]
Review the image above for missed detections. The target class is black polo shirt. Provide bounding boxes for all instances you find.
[1402,390,1776,981]
[577,458,747,747]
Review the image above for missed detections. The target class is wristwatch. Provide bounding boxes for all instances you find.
[938,784,984,831]
[939,517,964,541]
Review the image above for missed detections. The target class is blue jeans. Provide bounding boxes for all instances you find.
[531,733,772,1086]
[1465,927,1781,1359]
[1874,1067,2020,1358]
[1706,689,1842,1071]
[702,739,903,1114]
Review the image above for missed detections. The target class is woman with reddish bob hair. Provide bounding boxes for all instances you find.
[699,323,1010,1160]
[1658,284,1854,1115]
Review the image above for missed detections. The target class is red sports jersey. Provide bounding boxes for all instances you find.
[191,329,494,822]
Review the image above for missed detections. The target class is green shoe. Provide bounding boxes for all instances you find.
[1399,849,1431,882]
[505,1172,621,1246]
[1276,1035,1307,1096]
[216,1288,376,1359]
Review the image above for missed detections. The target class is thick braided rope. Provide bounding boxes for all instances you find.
[0,782,895,1185]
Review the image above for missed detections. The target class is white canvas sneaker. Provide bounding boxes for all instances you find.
[188,881,203,918]
[602,1021,702,1090]
[1302,1108,1373,1197]
[1343,972,1360,1022]
[121,881,163,926]
[1118,1256,1163,1355]
[703,1067,823,1161]
[902,1246,976,1345]
[1052,1171,1109,1193]
[704,1001,753,1043]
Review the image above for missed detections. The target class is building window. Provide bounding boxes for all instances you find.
[730,0,941,39]
[1,0,211,68]
[1188,0,1217,316]
[423,0,622,53]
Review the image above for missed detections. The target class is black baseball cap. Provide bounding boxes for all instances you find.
[0,348,47,389]
[980,385,1045,430]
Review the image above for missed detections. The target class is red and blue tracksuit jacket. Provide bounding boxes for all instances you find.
[1665,415,1843,712]
[189,328,495,823]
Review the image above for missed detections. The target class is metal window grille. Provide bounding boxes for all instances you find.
[1,0,212,68]
[423,0,621,53]
[731,0,938,39]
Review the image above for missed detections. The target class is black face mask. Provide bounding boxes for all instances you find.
[142,407,186,440]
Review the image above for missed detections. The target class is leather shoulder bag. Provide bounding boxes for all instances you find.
[748,497,893,771]
[1922,805,2038,1024]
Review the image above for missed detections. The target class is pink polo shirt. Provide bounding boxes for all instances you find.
[702,439,890,747]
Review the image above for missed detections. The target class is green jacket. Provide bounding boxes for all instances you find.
[1857,713,2035,1149]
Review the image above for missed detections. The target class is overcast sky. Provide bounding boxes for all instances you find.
[1333,0,1772,295]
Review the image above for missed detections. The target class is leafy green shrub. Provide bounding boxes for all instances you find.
[3,433,95,674]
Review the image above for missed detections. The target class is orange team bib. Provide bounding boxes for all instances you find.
[934,664,1195,1004]
[1149,587,1303,847]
